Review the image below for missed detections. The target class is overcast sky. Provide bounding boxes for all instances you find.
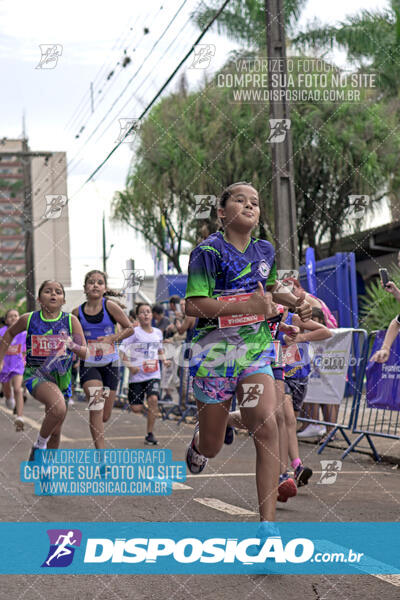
[0,0,390,289]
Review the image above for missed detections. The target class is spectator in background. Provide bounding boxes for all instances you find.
[168,295,181,321]
[151,304,170,337]
[128,308,138,328]
[282,278,338,329]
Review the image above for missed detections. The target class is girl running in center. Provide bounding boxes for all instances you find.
[0,281,88,459]
[73,270,133,449]
[184,182,312,531]
[0,309,27,431]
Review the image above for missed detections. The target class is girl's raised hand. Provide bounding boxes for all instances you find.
[246,282,273,317]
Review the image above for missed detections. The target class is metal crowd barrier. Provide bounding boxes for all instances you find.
[342,330,400,462]
[296,329,368,458]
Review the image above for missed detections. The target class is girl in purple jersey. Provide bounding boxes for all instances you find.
[0,309,27,431]
[73,270,134,449]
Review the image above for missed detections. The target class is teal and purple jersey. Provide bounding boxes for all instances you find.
[185,231,277,377]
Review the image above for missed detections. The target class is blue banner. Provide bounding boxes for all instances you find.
[305,247,317,295]
[366,330,400,410]
[0,522,399,574]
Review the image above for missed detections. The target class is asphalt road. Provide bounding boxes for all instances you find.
[0,396,399,600]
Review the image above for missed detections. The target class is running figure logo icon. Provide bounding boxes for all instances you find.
[194,195,217,219]
[267,119,291,143]
[36,44,63,69]
[44,195,67,219]
[87,386,110,411]
[276,270,299,293]
[189,44,216,69]
[317,460,342,484]
[122,269,145,294]
[347,195,369,220]
[116,118,141,143]
[240,383,264,408]
[41,529,82,567]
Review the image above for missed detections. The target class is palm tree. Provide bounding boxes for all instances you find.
[293,0,400,98]
[191,0,307,49]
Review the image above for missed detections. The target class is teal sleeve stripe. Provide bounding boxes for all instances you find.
[26,312,33,333]
[199,245,221,257]
[267,262,277,286]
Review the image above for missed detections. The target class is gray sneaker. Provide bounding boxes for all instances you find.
[186,424,208,474]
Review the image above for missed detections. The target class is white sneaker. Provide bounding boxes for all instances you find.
[5,396,15,410]
[297,424,327,438]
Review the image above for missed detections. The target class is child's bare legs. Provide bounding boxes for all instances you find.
[274,380,288,475]
[47,407,68,449]
[12,375,24,416]
[84,379,107,449]
[2,380,15,410]
[195,399,231,458]
[283,393,300,470]
[321,403,339,436]
[146,394,158,434]
[237,373,279,522]
[34,381,67,440]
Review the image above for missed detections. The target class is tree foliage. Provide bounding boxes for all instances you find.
[113,56,400,266]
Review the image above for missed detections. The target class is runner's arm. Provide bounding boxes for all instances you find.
[291,315,332,341]
[370,317,400,363]
[100,301,134,342]
[69,315,88,360]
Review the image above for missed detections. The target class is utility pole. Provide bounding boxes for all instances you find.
[265,0,298,270]
[0,146,52,311]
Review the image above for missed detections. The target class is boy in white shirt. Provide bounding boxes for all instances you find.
[120,303,170,445]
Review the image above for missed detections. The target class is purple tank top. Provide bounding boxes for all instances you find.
[0,326,26,376]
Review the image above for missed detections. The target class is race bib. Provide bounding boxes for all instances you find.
[217,293,264,328]
[6,344,22,356]
[87,340,116,361]
[31,335,66,357]
[143,359,158,374]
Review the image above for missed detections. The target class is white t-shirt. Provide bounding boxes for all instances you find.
[120,326,163,383]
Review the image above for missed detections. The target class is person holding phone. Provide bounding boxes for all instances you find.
[370,269,400,363]
[379,268,400,301]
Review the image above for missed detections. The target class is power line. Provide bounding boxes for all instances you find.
[78,0,231,190]
[68,0,189,155]
[65,6,162,132]
[33,0,230,229]
[31,1,192,202]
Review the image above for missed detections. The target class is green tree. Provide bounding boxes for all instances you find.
[191,0,307,49]
[113,58,400,265]
[293,0,400,98]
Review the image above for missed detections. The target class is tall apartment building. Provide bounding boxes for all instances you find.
[0,138,71,307]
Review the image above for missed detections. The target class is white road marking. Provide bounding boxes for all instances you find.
[187,471,393,478]
[194,497,257,516]
[72,435,193,442]
[0,406,72,442]
[172,482,192,490]
[373,575,400,587]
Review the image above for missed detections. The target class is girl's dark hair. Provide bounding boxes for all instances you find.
[38,280,65,299]
[311,307,326,325]
[136,302,152,315]
[219,181,254,209]
[84,269,126,307]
